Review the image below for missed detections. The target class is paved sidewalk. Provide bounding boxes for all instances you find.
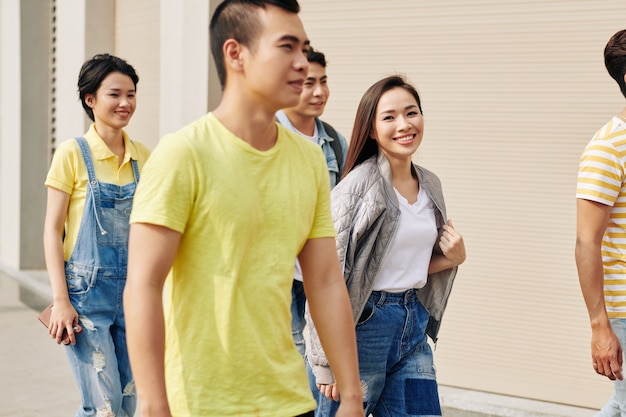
[0,270,80,417]
[0,267,598,417]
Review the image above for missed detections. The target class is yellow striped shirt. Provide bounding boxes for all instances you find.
[577,117,626,317]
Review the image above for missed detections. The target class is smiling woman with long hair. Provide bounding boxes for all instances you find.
[306,75,466,417]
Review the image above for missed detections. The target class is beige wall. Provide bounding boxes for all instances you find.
[299,0,626,409]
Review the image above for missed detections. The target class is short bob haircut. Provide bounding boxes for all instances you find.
[209,0,300,89]
[342,75,423,178]
[77,53,139,122]
[605,29,626,99]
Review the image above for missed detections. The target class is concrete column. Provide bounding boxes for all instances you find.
[208,0,222,112]
[55,0,112,142]
[159,0,211,137]
[19,1,52,269]
[0,0,51,270]
[54,0,87,142]
[0,0,22,269]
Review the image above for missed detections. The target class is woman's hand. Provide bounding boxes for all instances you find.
[49,300,82,345]
[317,383,365,416]
[317,382,340,401]
[439,219,466,267]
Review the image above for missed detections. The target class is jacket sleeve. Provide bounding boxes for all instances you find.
[304,304,335,384]
[333,190,359,281]
[304,185,358,385]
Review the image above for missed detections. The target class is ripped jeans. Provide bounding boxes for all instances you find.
[65,264,135,417]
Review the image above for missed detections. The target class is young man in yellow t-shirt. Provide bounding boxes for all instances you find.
[123,1,364,417]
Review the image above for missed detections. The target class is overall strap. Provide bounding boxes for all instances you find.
[131,159,140,183]
[75,137,98,186]
[75,137,108,236]
[128,140,141,183]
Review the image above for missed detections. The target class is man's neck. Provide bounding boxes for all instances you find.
[618,106,626,123]
[283,109,316,136]
[213,96,278,151]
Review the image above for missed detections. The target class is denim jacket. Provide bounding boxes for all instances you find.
[305,152,458,384]
[275,110,347,188]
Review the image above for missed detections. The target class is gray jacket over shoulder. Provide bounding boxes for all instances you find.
[305,152,458,384]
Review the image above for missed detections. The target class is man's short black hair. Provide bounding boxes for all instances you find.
[307,47,326,68]
[210,0,301,88]
[605,29,626,99]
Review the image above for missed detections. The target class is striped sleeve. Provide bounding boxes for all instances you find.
[577,121,626,206]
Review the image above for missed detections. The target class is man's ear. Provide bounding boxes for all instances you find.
[223,39,244,73]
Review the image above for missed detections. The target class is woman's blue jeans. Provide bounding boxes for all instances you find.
[315,289,441,417]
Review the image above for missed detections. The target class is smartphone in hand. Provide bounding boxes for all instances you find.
[38,304,82,345]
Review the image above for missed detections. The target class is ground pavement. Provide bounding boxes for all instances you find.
[1,268,598,417]
[0,270,81,417]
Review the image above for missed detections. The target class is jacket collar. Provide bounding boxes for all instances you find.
[374,151,446,217]
[275,110,335,145]
[375,152,399,209]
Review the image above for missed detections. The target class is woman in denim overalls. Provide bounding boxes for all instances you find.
[43,54,150,417]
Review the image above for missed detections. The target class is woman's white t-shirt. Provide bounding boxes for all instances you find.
[373,186,438,292]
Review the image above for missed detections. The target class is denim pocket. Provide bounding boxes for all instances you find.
[95,195,133,247]
[356,300,375,326]
[65,263,97,295]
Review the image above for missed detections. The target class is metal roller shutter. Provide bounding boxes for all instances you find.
[300,0,626,409]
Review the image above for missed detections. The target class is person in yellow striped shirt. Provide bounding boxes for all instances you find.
[576,29,626,417]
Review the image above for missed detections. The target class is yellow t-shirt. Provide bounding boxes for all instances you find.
[130,113,335,417]
[44,124,151,260]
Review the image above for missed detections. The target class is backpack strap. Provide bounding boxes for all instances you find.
[321,121,343,179]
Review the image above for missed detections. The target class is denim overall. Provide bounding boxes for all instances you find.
[65,137,138,417]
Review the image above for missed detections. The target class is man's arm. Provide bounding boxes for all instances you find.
[575,198,623,381]
[299,237,364,417]
[124,223,182,417]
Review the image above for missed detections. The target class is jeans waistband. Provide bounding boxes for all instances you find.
[370,289,419,306]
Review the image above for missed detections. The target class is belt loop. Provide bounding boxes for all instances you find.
[376,291,386,307]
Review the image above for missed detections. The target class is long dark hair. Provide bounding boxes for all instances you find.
[342,75,423,178]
